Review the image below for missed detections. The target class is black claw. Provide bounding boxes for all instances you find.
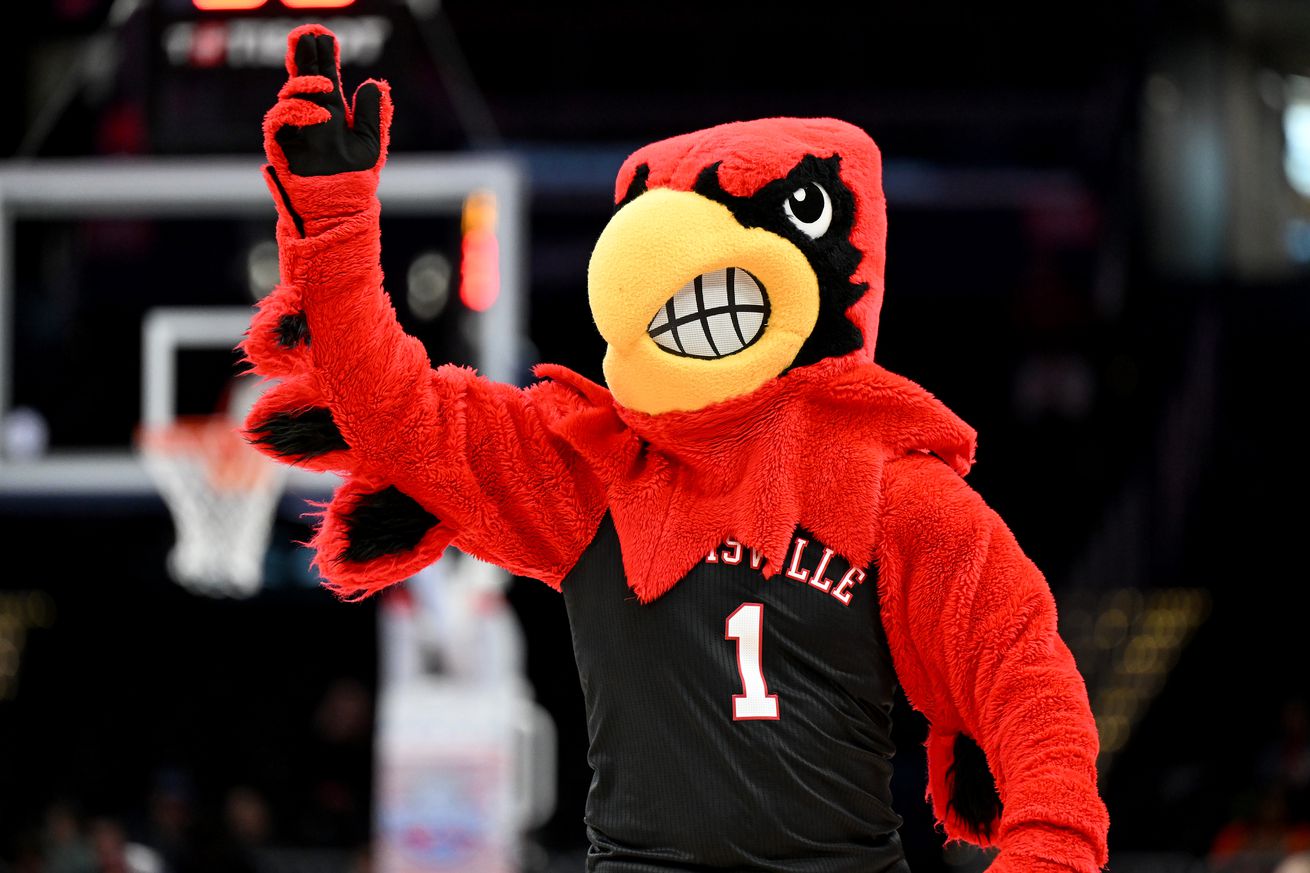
[341,486,439,562]
[946,733,1003,838]
[275,312,311,348]
[248,407,347,462]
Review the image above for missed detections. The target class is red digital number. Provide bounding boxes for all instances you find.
[193,0,356,10]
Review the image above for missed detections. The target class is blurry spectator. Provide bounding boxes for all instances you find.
[347,844,373,873]
[1211,789,1310,871]
[298,677,373,847]
[1276,852,1310,873]
[43,802,93,873]
[139,768,257,873]
[8,827,45,873]
[1208,699,1310,873]
[170,805,258,873]
[87,819,161,873]
[143,768,194,871]
[1261,699,1310,822]
[224,785,272,851]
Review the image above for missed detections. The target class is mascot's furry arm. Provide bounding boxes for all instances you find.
[877,452,1109,872]
[240,25,606,595]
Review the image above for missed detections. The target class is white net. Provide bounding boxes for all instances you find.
[137,415,287,598]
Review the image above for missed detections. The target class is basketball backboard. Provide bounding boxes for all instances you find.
[0,155,526,498]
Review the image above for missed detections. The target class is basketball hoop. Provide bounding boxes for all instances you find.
[137,415,287,598]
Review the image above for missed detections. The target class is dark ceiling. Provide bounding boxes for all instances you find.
[11,0,1185,169]
[441,0,1159,165]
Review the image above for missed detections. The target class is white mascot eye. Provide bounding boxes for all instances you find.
[782,182,833,239]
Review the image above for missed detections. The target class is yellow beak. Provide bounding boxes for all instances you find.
[588,189,820,414]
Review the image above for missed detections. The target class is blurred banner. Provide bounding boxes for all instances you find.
[375,557,555,873]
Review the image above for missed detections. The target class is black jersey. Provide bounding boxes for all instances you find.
[562,513,908,873]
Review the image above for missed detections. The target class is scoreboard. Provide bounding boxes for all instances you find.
[147,0,459,152]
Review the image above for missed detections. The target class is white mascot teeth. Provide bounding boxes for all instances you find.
[646,267,769,359]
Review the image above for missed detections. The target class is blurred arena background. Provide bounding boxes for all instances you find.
[2,0,1309,871]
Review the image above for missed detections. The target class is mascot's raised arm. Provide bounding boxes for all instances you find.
[242,23,1110,873]
[242,24,607,592]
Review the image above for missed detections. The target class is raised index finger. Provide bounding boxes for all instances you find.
[313,33,343,99]
[291,30,319,77]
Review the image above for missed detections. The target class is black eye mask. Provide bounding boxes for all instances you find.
[692,154,867,371]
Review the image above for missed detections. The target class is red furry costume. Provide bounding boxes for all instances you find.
[243,25,1109,872]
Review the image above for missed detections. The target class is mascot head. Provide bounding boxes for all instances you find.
[588,117,887,415]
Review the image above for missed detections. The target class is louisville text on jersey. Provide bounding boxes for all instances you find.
[704,532,867,606]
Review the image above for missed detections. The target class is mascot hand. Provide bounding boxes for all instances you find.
[261,24,392,235]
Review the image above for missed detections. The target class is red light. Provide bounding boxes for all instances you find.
[459,230,500,312]
[193,0,267,9]
[459,191,500,312]
[192,0,355,9]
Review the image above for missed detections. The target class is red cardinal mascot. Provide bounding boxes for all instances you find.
[243,24,1110,873]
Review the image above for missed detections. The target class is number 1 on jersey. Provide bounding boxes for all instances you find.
[725,602,780,720]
